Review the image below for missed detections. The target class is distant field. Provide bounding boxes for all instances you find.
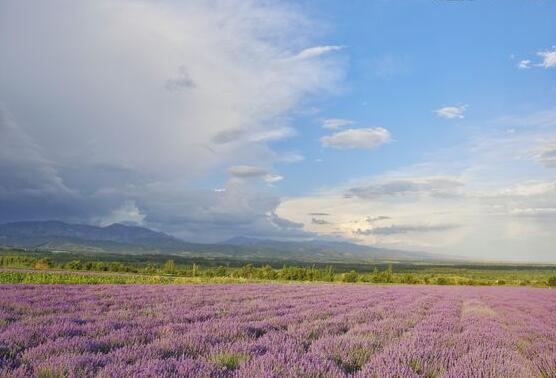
[1,250,555,287]
[1,284,555,377]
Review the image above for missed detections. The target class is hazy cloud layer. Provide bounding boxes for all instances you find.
[355,224,459,236]
[348,178,464,199]
[279,115,556,261]
[535,141,556,168]
[0,0,343,241]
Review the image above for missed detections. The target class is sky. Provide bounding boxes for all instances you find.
[1,0,555,262]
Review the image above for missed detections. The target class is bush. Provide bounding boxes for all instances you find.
[436,277,453,285]
[33,258,52,270]
[548,276,556,287]
[342,271,359,283]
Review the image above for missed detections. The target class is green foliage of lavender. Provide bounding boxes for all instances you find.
[0,284,554,377]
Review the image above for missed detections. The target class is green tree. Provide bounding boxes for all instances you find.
[163,260,176,274]
[65,260,82,270]
[343,270,359,283]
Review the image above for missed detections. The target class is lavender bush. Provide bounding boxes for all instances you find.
[0,284,554,377]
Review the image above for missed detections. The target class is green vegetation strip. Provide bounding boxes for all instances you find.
[0,271,250,285]
[1,251,555,287]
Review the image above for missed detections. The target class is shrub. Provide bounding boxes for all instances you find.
[548,276,556,287]
[342,271,359,283]
[210,352,249,369]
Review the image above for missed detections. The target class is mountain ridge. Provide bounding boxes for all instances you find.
[0,220,452,262]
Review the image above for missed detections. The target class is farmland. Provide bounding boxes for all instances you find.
[1,250,555,287]
[1,284,555,377]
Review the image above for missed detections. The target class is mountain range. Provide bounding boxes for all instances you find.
[0,221,450,263]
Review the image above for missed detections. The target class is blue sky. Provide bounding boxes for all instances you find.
[0,0,555,261]
[272,0,556,195]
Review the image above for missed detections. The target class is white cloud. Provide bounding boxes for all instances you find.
[322,118,354,130]
[435,105,468,119]
[292,45,343,60]
[321,128,391,150]
[264,174,284,183]
[517,46,556,70]
[98,200,145,226]
[518,59,531,69]
[537,47,556,68]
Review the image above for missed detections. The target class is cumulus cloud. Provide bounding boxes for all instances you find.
[97,200,146,226]
[517,47,556,70]
[435,105,468,119]
[321,128,391,150]
[537,47,556,68]
[322,118,354,130]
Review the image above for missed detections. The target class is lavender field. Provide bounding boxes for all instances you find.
[1,284,555,377]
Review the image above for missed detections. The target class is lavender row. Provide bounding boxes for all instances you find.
[1,284,554,377]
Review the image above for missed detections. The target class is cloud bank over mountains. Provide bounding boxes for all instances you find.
[0,0,342,241]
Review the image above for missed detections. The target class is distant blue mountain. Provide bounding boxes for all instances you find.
[0,221,449,262]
